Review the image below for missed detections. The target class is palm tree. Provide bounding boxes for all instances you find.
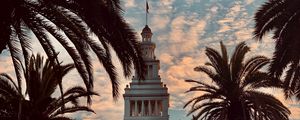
[0,0,145,101]
[184,42,290,120]
[0,54,96,120]
[253,0,300,98]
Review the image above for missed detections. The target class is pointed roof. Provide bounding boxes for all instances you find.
[142,25,152,33]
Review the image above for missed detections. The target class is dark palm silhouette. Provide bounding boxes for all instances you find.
[184,42,290,120]
[0,54,96,120]
[253,0,300,98]
[0,0,145,101]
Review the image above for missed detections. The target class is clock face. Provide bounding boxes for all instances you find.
[142,46,155,59]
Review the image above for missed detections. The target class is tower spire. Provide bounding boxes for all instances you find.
[142,1,152,43]
[146,0,149,25]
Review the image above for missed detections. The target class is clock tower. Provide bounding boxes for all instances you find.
[123,24,170,120]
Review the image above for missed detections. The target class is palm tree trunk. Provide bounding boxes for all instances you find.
[241,100,247,120]
[18,99,22,120]
[228,101,244,120]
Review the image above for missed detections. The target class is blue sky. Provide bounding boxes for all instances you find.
[0,0,300,120]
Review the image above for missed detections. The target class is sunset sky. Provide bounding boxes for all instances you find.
[1,0,300,120]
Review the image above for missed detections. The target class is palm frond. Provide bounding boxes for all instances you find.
[190,101,226,119]
[8,29,23,93]
[185,80,218,93]
[13,21,32,69]
[244,91,290,120]
[184,93,225,109]
[50,106,94,118]
[0,74,20,99]
[253,0,287,40]
[230,41,250,83]
[240,56,269,77]
[193,66,223,88]
[220,41,228,66]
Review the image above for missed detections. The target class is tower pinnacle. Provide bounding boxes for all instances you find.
[141,25,153,42]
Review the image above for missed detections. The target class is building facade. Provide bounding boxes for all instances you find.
[123,25,169,120]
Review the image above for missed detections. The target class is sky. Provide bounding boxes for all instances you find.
[0,0,300,120]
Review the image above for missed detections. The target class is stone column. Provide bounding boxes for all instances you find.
[124,99,130,117]
[134,100,138,116]
[162,99,168,116]
[148,100,152,116]
[141,100,145,116]
[155,100,158,115]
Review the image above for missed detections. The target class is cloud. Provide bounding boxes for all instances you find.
[234,28,252,40]
[161,53,208,108]
[159,53,174,65]
[125,17,140,26]
[124,0,136,8]
[161,0,175,6]
[245,0,254,5]
[0,54,14,74]
[166,15,207,56]
[210,4,219,14]
[217,1,252,35]
[151,15,170,30]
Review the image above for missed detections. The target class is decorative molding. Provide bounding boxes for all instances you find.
[123,94,169,97]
